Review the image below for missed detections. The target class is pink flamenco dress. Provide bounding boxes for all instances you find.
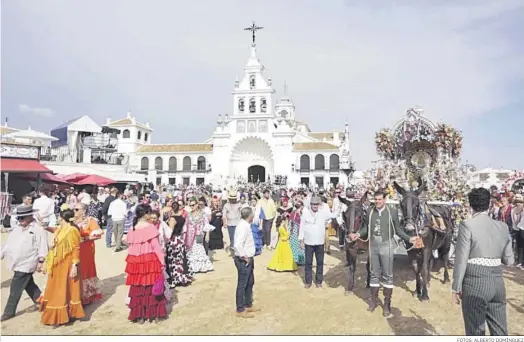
[125,222,169,323]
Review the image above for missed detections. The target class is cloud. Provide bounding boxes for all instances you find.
[2,0,524,169]
[18,104,55,117]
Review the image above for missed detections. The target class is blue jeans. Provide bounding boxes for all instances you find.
[228,225,236,251]
[305,244,325,285]
[105,218,113,247]
[234,256,254,312]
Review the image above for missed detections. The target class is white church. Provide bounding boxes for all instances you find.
[3,33,354,189]
[115,40,353,188]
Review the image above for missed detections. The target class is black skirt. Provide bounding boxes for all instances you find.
[208,217,224,250]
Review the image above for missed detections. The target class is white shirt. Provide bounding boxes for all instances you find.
[80,193,91,205]
[234,219,255,258]
[108,198,127,221]
[299,207,337,246]
[33,195,55,222]
[1,220,48,273]
[98,193,108,203]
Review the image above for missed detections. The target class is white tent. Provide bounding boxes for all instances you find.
[3,126,58,143]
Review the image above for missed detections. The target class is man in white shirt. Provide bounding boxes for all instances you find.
[233,207,260,318]
[107,191,127,252]
[1,205,48,321]
[78,189,91,205]
[33,190,55,227]
[299,196,337,288]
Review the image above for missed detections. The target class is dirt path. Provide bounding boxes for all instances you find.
[1,232,523,335]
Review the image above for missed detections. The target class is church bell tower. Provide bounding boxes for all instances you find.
[232,22,276,117]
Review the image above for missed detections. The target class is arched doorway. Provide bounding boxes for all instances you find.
[248,165,266,183]
[230,136,274,182]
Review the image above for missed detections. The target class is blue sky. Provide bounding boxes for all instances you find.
[2,0,523,169]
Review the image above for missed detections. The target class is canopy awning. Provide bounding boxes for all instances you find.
[0,158,52,173]
[16,173,71,185]
[72,174,115,186]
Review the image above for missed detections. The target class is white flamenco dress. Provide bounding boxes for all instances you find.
[184,211,214,273]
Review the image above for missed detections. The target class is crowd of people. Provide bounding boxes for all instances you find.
[1,180,521,335]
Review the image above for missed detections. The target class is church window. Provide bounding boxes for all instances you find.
[329,154,340,170]
[247,120,256,133]
[169,157,177,171]
[280,110,288,119]
[315,154,325,170]
[260,98,267,113]
[250,75,256,89]
[137,131,142,140]
[155,157,163,171]
[237,121,245,133]
[300,155,310,171]
[197,156,206,170]
[258,120,268,132]
[140,157,149,170]
[249,98,256,113]
[238,98,245,112]
[183,156,191,171]
[122,129,130,139]
[144,133,149,142]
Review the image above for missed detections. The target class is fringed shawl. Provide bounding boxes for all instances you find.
[46,223,81,275]
[184,210,207,249]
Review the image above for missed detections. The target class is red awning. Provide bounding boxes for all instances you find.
[0,158,52,173]
[71,174,115,186]
[17,173,71,185]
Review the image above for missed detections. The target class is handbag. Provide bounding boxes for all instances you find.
[152,273,165,296]
[195,235,204,244]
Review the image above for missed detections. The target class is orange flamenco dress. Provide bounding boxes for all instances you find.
[78,217,103,305]
[125,223,167,322]
[40,222,85,325]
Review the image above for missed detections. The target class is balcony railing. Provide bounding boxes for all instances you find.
[40,148,124,165]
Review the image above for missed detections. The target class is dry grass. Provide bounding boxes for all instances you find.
[1,232,523,335]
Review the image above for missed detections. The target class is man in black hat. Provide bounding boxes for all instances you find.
[1,204,48,321]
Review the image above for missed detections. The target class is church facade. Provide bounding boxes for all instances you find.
[109,41,352,188]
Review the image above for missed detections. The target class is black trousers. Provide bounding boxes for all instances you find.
[262,219,274,247]
[515,229,524,265]
[338,224,345,247]
[3,271,41,317]
[304,244,324,285]
[234,256,254,312]
[203,232,209,255]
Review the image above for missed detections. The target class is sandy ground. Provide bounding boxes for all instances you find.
[1,230,523,336]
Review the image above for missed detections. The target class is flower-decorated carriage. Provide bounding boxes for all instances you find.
[503,170,524,193]
[368,107,468,203]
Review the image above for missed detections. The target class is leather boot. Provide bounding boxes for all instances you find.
[367,287,379,312]
[383,288,393,318]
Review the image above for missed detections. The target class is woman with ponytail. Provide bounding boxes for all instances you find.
[125,204,168,323]
[40,206,86,326]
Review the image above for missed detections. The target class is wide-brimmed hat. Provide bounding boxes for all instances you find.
[228,190,238,200]
[310,196,321,205]
[10,204,39,217]
[513,194,524,203]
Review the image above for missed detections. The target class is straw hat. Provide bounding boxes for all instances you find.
[228,187,238,200]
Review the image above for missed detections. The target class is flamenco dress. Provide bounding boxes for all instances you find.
[267,222,298,272]
[125,224,167,322]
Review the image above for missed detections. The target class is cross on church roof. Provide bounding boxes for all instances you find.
[244,21,263,46]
